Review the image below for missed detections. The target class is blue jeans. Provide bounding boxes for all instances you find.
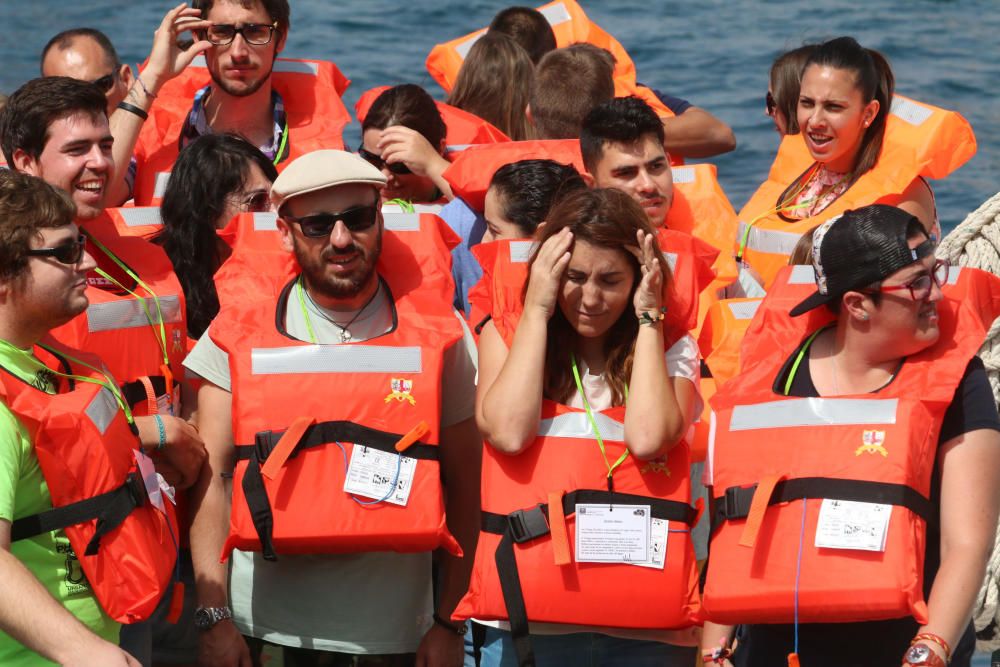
[479,627,696,667]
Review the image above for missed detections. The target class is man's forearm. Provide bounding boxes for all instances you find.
[0,543,111,663]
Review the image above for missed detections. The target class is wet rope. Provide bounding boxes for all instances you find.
[938,191,1000,651]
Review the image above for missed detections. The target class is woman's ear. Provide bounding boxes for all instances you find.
[862,99,880,128]
[842,290,871,322]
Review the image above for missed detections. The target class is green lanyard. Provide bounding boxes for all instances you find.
[295,277,319,344]
[84,230,170,370]
[782,328,827,396]
[570,353,629,493]
[386,198,415,213]
[272,118,289,166]
[0,339,133,425]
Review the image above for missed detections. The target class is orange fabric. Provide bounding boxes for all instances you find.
[1,340,178,623]
[702,265,1000,626]
[738,473,784,548]
[260,416,315,481]
[736,95,976,289]
[133,57,351,206]
[137,375,158,418]
[454,400,700,628]
[547,490,571,566]
[210,212,464,559]
[50,212,188,417]
[106,206,164,240]
[354,85,510,150]
[444,139,586,212]
[426,0,637,94]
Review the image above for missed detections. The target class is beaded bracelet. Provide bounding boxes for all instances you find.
[153,414,167,452]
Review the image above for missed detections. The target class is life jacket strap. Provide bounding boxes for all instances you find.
[11,472,147,552]
[236,420,441,561]
[711,477,936,533]
[120,375,168,410]
[480,489,698,667]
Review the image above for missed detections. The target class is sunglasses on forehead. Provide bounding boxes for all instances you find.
[283,202,380,238]
[26,234,87,265]
[358,147,412,176]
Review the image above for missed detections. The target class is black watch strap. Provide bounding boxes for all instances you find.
[432,611,467,635]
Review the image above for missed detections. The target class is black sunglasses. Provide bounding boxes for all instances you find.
[765,91,777,117]
[283,203,379,238]
[358,147,412,176]
[27,234,87,265]
[203,22,278,46]
[91,72,117,94]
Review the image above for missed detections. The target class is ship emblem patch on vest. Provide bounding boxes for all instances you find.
[856,430,888,457]
[384,378,416,405]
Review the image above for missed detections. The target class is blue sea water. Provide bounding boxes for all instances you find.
[1,0,998,234]
[1,1,998,663]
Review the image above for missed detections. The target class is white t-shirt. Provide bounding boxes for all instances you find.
[184,281,478,653]
[481,334,702,646]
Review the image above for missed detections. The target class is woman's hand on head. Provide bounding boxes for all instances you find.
[376,126,447,178]
[630,229,664,317]
[523,228,573,320]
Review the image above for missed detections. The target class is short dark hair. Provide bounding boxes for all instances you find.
[530,44,615,139]
[363,84,447,149]
[191,0,291,40]
[0,169,76,284]
[488,159,585,236]
[40,28,121,74]
[580,96,665,174]
[488,6,556,64]
[0,76,107,166]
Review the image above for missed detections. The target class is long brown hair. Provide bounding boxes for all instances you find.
[770,43,816,135]
[528,188,671,406]
[447,32,533,141]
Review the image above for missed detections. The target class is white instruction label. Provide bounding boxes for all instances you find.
[343,445,416,506]
[575,503,650,564]
[133,448,176,515]
[633,518,669,570]
[815,499,891,552]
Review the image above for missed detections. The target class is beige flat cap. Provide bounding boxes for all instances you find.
[271,150,386,210]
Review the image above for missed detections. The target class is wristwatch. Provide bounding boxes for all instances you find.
[194,605,233,630]
[903,644,946,666]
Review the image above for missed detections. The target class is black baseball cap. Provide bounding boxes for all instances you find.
[790,205,935,317]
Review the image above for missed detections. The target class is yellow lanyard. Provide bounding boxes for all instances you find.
[0,339,133,425]
[570,353,629,493]
[736,164,852,261]
[84,230,171,369]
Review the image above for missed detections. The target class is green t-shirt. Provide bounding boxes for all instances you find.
[0,344,119,665]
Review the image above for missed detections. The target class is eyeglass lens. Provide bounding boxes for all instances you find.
[294,205,378,237]
[206,23,275,46]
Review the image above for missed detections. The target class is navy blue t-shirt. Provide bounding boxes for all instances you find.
[732,355,999,667]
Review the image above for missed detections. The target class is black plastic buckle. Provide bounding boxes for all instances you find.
[507,505,550,543]
[254,430,277,463]
[126,471,147,508]
[722,484,756,520]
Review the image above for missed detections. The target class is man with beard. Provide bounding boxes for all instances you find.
[184,150,480,667]
[128,0,350,205]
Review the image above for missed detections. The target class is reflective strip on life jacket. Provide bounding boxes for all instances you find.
[727,300,761,320]
[86,295,182,333]
[114,207,162,231]
[250,345,422,376]
[729,398,899,431]
[85,387,120,435]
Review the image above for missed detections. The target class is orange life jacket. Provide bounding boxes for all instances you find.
[701,264,1000,626]
[209,212,462,561]
[106,206,164,240]
[425,0,637,94]
[454,261,701,658]
[132,56,351,206]
[736,95,976,288]
[354,85,510,152]
[50,212,187,418]
[4,340,179,623]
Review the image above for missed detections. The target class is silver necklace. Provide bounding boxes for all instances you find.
[305,283,381,343]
